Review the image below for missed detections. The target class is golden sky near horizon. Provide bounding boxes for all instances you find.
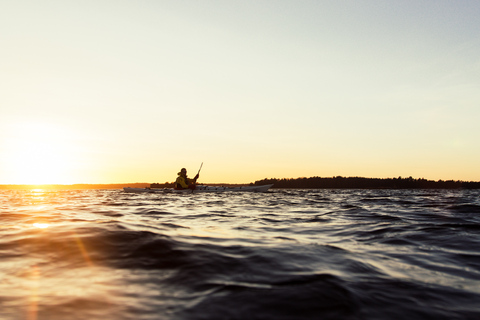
[1,1,480,184]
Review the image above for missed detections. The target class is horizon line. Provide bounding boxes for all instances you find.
[1,175,479,188]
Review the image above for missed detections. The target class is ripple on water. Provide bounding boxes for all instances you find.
[1,189,480,319]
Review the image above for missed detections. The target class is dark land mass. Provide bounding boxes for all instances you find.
[150,182,250,188]
[254,176,480,189]
[0,182,250,190]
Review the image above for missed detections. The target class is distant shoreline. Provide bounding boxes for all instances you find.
[1,176,480,190]
[254,176,480,189]
[0,183,250,190]
[0,183,150,190]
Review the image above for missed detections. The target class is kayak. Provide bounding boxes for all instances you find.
[123,184,273,194]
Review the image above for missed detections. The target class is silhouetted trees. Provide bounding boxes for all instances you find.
[254,176,480,189]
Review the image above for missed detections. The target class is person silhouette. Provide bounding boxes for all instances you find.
[174,168,199,190]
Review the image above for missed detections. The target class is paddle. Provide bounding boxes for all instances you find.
[196,162,203,178]
[190,162,203,193]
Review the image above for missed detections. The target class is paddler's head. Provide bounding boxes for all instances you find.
[180,168,187,176]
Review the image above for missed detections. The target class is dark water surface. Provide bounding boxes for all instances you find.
[1,189,480,319]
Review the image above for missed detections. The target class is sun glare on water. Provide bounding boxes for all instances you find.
[33,223,50,229]
[2,121,80,185]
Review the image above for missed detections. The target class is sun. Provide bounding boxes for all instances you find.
[1,121,80,185]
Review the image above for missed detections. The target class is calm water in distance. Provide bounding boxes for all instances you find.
[1,189,480,319]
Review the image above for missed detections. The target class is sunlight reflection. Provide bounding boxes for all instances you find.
[29,189,48,205]
[27,265,39,320]
[33,223,49,229]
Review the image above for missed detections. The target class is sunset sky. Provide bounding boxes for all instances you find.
[1,1,479,185]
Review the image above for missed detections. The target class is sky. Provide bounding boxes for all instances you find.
[1,0,479,185]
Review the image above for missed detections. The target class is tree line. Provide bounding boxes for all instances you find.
[254,176,480,189]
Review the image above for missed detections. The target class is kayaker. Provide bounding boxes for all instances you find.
[175,168,199,190]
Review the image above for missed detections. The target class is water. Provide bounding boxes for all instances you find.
[1,188,480,320]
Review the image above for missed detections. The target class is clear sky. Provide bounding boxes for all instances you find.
[1,0,479,184]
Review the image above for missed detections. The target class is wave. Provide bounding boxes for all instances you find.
[1,189,480,319]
